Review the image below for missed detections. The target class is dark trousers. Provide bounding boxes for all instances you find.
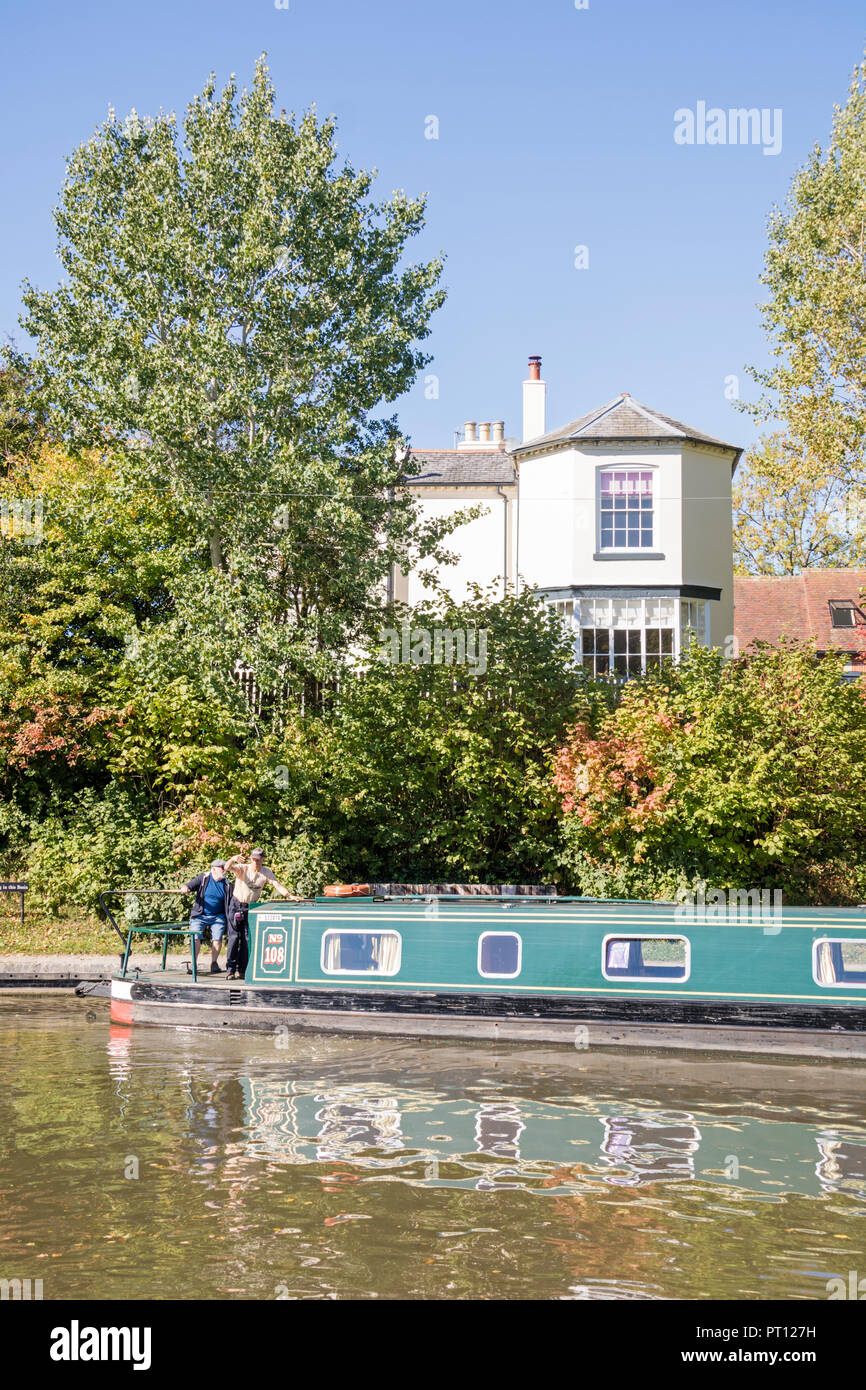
[226,898,249,978]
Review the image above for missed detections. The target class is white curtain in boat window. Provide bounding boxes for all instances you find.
[324,933,343,972]
[815,941,837,984]
[371,932,401,974]
[322,931,401,974]
[606,940,631,971]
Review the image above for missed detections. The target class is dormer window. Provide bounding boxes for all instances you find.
[829,599,865,629]
[599,469,654,550]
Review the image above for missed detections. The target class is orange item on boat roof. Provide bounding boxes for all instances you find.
[323,883,372,898]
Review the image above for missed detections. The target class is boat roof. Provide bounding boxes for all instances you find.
[289,893,866,924]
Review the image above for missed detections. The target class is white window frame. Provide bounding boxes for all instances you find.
[596,464,658,554]
[578,597,677,677]
[320,929,402,977]
[477,931,523,979]
[680,598,709,651]
[549,596,710,679]
[601,932,691,984]
[812,937,866,990]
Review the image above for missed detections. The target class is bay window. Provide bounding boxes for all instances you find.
[548,596,709,679]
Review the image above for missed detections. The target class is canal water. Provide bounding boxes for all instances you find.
[1,996,864,1301]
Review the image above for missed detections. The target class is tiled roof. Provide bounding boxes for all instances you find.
[513,393,742,462]
[404,449,516,487]
[734,570,866,658]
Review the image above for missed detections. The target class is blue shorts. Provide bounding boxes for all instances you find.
[190,913,227,942]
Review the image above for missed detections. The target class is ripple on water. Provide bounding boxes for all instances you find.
[1,996,864,1299]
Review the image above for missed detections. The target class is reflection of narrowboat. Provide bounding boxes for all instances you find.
[236,1078,866,1200]
[107,891,866,1058]
[815,1135,866,1199]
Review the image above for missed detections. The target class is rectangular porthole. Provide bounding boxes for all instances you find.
[320,930,402,976]
[602,934,690,982]
[478,931,522,979]
[813,938,866,988]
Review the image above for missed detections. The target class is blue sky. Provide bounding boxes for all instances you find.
[1,0,863,455]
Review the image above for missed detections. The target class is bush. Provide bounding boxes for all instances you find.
[25,786,177,915]
[270,832,338,898]
[553,643,866,904]
[271,588,587,884]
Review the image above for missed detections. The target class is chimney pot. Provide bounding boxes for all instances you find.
[492,420,505,443]
[478,421,491,443]
[522,355,547,442]
[464,421,477,443]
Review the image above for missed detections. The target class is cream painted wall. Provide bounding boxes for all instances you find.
[681,445,735,649]
[395,443,735,655]
[398,487,516,606]
[516,444,684,590]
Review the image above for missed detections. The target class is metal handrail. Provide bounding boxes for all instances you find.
[99,888,204,982]
[98,887,191,945]
[363,893,676,905]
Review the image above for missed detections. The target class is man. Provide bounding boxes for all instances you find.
[223,848,298,981]
[180,861,232,974]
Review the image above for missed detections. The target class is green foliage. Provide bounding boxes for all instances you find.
[743,56,866,528]
[554,644,866,903]
[271,588,586,883]
[24,786,176,915]
[269,832,338,899]
[734,432,865,574]
[13,58,465,698]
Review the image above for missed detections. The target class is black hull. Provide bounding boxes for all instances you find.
[108,978,866,1059]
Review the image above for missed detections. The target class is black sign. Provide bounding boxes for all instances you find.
[0,882,28,892]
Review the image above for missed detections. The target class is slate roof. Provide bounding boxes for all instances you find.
[405,449,517,487]
[734,570,866,661]
[512,393,742,464]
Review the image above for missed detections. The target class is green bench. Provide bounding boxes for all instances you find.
[120,920,200,981]
[99,889,202,982]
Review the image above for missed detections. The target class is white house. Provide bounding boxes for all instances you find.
[396,356,742,677]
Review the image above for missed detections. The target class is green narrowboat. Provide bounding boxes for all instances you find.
[107,890,866,1059]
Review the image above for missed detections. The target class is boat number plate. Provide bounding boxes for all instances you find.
[260,926,289,974]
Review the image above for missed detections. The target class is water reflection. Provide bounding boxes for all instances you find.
[3,998,866,1302]
[314,1094,404,1162]
[815,1133,866,1199]
[599,1114,702,1186]
[242,1077,864,1201]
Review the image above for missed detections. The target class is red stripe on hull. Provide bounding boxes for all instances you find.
[110,998,134,1025]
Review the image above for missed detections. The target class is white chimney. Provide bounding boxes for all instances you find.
[522,355,546,442]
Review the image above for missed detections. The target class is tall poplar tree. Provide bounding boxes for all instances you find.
[745,57,866,480]
[16,59,457,701]
[733,433,866,574]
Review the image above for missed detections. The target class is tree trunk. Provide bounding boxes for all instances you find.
[209,527,225,571]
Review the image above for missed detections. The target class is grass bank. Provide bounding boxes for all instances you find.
[0,910,190,955]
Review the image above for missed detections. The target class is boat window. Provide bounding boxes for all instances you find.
[320,930,401,976]
[478,932,522,979]
[602,935,689,982]
[813,939,866,987]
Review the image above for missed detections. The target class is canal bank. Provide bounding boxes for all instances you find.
[0,954,188,989]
